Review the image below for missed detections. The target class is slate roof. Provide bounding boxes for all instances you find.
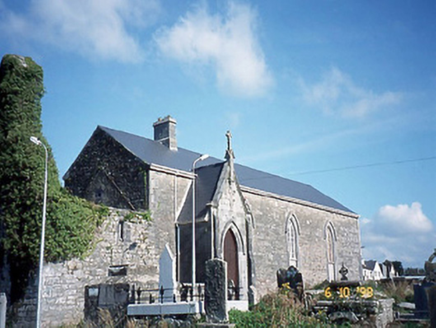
[99,126,222,171]
[177,163,224,223]
[99,126,354,214]
[234,164,353,213]
[363,260,378,271]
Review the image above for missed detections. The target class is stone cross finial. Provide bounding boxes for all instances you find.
[225,130,234,161]
[226,130,232,151]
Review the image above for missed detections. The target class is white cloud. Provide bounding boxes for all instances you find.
[376,202,433,234]
[300,67,402,118]
[154,2,273,97]
[361,202,435,268]
[1,0,161,63]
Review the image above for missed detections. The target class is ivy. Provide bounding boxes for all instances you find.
[45,191,109,262]
[123,210,152,223]
[0,54,108,302]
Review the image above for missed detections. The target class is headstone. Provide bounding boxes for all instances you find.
[0,293,6,328]
[98,284,129,307]
[276,266,304,301]
[426,285,436,327]
[84,284,129,326]
[228,279,236,300]
[424,248,436,282]
[414,282,432,318]
[339,263,348,281]
[205,259,228,323]
[180,284,189,302]
[248,285,257,305]
[159,244,176,303]
[413,249,436,319]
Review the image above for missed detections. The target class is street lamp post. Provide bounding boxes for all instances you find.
[192,154,209,297]
[30,136,48,328]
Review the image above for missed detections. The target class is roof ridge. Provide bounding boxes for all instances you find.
[99,125,354,214]
[100,125,221,160]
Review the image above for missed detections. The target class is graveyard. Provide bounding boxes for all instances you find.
[75,249,435,327]
[0,55,433,327]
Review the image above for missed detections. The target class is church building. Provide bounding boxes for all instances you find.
[64,116,362,302]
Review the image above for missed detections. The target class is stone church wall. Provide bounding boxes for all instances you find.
[8,209,164,328]
[148,168,192,261]
[243,190,361,296]
[64,128,148,210]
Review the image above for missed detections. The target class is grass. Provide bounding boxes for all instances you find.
[379,280,414,304]
[229,292,337,328]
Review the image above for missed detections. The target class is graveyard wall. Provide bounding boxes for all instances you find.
[8,166,192,327]
[9,209,162,328]
[242,188,362,297]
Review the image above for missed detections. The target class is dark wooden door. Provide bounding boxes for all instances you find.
[224,229,239,299]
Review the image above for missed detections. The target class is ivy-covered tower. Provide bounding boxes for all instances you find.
[0,55,105,307]
[0,54,57,301]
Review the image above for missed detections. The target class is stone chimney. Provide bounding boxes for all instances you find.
[153,116,177,151]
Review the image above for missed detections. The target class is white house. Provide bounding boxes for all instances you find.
[362,260,397,281]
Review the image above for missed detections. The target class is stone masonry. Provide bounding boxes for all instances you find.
[64,127,148,211]
[51,116,362,321]
[243,189,361,296]
[9,209,163,328]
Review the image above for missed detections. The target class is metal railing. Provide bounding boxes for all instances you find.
[129,284,243,304]
[129,285,204,304]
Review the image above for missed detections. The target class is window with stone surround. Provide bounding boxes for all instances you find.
[118,220,124,241]
[285,215,300,268]
[325,222,337,281]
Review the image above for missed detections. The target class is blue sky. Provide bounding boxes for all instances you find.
[1,0,435,268]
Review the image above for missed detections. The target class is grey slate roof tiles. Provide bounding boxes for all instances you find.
[99,126,354,214]
[177,163,224,223]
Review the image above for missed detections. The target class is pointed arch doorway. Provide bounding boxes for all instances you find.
[224,229,239,300]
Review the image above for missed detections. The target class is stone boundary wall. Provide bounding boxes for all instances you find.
[9,209,162,328]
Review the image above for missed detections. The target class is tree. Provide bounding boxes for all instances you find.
[391,261,404,277]
[0,54,106,302]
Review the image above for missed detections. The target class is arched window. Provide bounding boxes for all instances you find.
[325,222,336,281]
[286,215,300,268]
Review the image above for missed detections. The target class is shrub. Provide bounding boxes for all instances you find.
[380,281,414,304]
[229,292,333,328]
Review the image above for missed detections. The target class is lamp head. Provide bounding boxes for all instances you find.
[30,136,41,145]
[199,154,209,161]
